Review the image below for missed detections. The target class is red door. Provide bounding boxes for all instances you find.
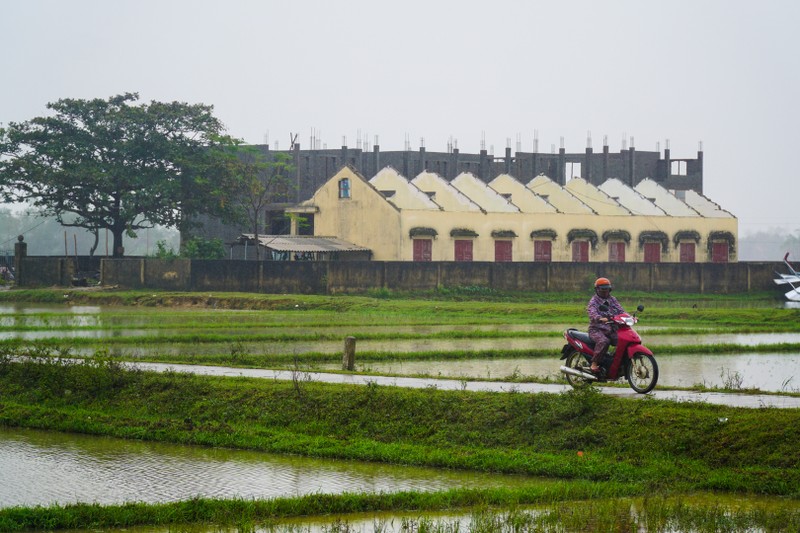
[454,240,473,261]
[413,239,432,261]
[571,241,589,262]
[680,242,696,263]
[608,242,625,263]
[495,241,512,262]
[711,242,729,263]
[644,242,661,263]
[534,240,552,262]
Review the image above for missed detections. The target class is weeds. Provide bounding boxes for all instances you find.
[2,493,798,532]
[720,367,745,390]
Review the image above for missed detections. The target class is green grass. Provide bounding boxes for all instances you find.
[1,288,799,530]
[1,354,798,494]
[1,355,799,530]
[3,491,798,532]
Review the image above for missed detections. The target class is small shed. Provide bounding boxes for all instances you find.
[234,234,372,261]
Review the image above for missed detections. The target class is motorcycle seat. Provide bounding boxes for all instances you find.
[566,328,593,345]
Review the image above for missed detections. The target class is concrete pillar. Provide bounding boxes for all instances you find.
[479,149,488,182]
[293,142,301,202]
[697,147,704,194]
[664,147,671,182]
[557,147,566,185]
[419,145,427,172]
[373,144,380,176]
[14,235,27,285]
[449,148,459,179]
[342,336,356,370]
[505,146,512,174]
[628,146,636,186]
[603,144,609,181]
[585,147,593,184]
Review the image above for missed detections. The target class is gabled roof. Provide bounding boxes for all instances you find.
[411,171,483,212]
[292,165,401,214]
[634,178,700,217]
[489,174,557,213]
[565,177,631,215]
[526,175,594,214]
[598,178,666,216]
[682,190,735,218]
[450,172,520,213]
[368,167,441,210]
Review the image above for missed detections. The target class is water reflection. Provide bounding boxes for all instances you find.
[52,332,800,359]
[319,353,800,393]
[0,427,541,509]
[0,304,102,330]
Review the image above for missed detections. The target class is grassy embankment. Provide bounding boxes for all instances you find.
[0,288,799,530]
[1,349,800,529]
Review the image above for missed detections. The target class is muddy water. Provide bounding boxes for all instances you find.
[3,303,800,392]
[0,427,541,510]
[320,353,800,393]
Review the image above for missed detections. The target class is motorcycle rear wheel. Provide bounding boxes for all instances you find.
[626,352,659,393]
[564,350,593,388]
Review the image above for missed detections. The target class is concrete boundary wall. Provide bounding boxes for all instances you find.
[10,256,780,294]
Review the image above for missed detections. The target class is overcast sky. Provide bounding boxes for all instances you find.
[2,0,799,237]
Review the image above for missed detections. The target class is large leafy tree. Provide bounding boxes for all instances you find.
[0,93,234,257]
[223,144,296,261]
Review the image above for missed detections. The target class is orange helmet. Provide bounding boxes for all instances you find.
[594,277,612,290]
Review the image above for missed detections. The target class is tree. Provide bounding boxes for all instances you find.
[0,93,234,257]
[223,144,296,261]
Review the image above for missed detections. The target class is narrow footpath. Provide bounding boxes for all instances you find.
[132,362,800,409]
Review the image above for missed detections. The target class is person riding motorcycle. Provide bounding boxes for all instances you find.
[587,277,626,374]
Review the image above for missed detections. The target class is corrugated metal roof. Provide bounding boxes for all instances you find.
[238,235,371,253]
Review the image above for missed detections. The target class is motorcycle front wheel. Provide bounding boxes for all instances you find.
[564,350,593,388]
[626,352,659,393]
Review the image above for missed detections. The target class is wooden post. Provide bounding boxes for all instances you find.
[342,336,356,370]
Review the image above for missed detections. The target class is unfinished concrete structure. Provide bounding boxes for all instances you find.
[254,138,704,207]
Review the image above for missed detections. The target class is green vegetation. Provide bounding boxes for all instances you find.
[0,350,799,530]
[1,288,799,388]
[0,94,242,257]
[0,288,799,530]
[154,237,226,259]
[3,492,799,532]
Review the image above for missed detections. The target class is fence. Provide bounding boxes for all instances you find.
[90,258,778,295]
[11,255,783,295]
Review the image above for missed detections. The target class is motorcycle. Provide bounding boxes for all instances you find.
[559,304,659,394]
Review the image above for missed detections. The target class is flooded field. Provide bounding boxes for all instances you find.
[1,299,799,531]
[2,303,800,392]
[331,353,800,392]
[0,427,543,509]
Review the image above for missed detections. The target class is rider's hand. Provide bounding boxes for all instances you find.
[600,317,608,323]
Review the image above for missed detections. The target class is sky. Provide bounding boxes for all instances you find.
[2,0,800,237]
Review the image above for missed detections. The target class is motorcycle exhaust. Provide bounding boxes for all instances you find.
[560,365,599,381]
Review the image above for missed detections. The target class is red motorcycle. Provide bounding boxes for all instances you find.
[559,304,659,393]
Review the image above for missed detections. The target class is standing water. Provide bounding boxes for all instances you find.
[0,427,543,509]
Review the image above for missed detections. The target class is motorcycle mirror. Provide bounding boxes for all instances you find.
[637,305,645,312]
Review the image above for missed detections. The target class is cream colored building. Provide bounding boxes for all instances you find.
[287,166,738,263]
